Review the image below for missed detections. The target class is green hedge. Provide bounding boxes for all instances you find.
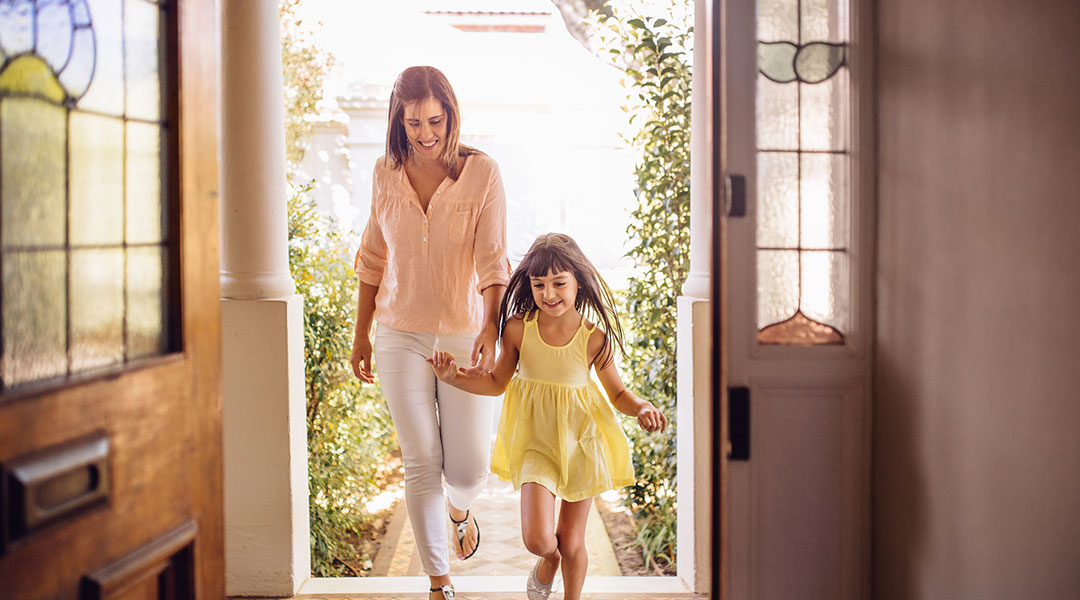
[590,2,693,572]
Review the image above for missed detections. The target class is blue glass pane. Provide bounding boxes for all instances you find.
[0,0,34,56]
[79,0,124,115]
[59,26,95,100]
[35,0,75,74]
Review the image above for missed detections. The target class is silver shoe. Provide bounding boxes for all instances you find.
[526,557,554,600]
[430,584,455,599]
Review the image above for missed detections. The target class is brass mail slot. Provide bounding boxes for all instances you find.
[3,431,110,543]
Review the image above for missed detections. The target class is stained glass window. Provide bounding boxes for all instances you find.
[756,0,849,345]
[0,0,176,390]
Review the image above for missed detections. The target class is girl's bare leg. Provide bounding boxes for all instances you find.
[554,497,593,600]
[520,483,561,584]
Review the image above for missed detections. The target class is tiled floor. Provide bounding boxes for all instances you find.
[373,477,620,577]
[233,480,703,600]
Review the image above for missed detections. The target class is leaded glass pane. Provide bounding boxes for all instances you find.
[756,0,851,344]
[800,68,848,150]
[757,250,799,330]
[124,0,161,121]
[757,152,799,248]
[0,2,33,55]
[757,75,799,149]
[127,247,165,359]
[71,249,124,372]
[1,98,67,248]
[800,153,848,249]
[79,0,124,115]
[758,0,798,41]
[801,0,848,42]
[126,122,163,243]
[801,251,848,331]
[2,250,66,385]
[70,112,124,245]
[35,2,74,73]
[1,0,175,390]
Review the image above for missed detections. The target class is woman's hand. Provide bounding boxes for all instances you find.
[427,351,460,383]
[351,335,375,384]
[462,324,498,376]
[636,402,668,433]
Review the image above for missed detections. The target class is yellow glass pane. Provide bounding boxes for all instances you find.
[70,112,125,245]
[127,246,165,359]
[125,0,161,121]
[71,249,124,372]
[126,122,163,243]
[1,97,67,248]
[0,54,65,104]
[2,250,67,385]
[78,0,125,115]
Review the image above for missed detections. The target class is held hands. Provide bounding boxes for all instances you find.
[426,351,461,383]
[636,401,668,433]
[461,324,498,376]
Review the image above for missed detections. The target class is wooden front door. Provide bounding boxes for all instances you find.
[0,0,223,598]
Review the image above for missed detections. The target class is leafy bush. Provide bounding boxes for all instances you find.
[289,181,396,576]
[589,0,692,572]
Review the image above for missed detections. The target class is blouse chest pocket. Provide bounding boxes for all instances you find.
[445,203,475,245]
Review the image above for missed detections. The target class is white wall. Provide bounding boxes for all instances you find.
[874,0,1080,597]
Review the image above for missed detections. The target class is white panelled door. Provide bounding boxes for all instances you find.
[722,0,872,598]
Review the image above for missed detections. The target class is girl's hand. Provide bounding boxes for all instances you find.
[427,351,461,383]
[636,402,667,433]
[351,336,375,384]
[462,324,498,376]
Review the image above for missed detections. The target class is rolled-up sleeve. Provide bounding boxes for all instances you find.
[354,173,388,287]
[473,164,511,293]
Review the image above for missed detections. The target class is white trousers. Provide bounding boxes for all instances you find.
[374,323,496,576]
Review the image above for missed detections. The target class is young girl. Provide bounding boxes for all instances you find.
[428,233,667,600]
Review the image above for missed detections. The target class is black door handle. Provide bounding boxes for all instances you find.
[728,387,750,460]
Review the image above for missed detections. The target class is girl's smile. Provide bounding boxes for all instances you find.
[531,269,578,319]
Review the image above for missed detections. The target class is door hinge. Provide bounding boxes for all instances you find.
[724,173,746,218]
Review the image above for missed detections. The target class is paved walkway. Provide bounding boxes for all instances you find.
[371,477,621,577]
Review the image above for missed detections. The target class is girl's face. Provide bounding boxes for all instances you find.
[402,96,447,160]
[530,269,578,319]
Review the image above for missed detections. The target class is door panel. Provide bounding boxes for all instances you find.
[722,0,872,597]
[0,0,222,597]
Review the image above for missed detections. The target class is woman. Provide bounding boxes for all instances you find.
[351,66,509,600]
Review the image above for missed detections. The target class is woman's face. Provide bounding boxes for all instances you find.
[402,96,448,160]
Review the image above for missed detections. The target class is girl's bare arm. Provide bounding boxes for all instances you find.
[428,317,523,396]
[589,328,668,433]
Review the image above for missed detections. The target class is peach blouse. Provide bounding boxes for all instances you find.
[354,153,511,334]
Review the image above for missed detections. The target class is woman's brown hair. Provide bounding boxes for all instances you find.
[386,66,477,179]
[499,233,626,370]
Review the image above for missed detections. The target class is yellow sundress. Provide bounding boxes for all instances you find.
[490,312,635,502]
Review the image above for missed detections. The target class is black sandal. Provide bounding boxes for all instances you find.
[449,509,480,560]
[430,584,455,599]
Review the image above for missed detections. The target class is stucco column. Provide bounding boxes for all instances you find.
[220,0,308,595]
[220,0,295,299]
[676,0,714,593]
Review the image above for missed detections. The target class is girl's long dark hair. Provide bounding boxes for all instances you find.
[385,66,477,180]
[499,233,625,369]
